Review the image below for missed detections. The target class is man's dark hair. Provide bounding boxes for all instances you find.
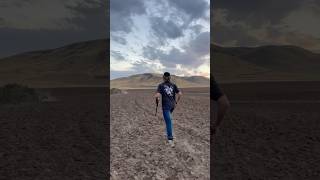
[163,72,171,82]
[164,72,170,77]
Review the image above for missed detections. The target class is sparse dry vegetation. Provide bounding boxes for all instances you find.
[110,88,122,94]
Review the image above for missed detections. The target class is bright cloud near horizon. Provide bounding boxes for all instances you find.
[110,0,210,79]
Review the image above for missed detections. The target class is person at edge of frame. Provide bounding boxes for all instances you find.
[211,76,230,135]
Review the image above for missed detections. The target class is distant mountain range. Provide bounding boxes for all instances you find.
[1,39,319,88]
[111,73,210,89]
[212,44,320,82]
[0,39,108,87]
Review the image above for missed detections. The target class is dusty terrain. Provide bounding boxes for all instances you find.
[212,81,320,179]
[111,88,210,179]
[2,81,319,179]
[0,87,108,180]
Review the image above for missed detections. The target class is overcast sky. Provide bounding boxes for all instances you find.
[110,0,210,79]
[212,0,320,53]
[3,1,317,79]
[0,0,107,58]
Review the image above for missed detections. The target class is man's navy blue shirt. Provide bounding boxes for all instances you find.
[157,81,180,110]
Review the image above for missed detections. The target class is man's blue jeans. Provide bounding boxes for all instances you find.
[162,109,173,140]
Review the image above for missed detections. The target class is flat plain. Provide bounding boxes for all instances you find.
[0,87,108,180]
[213,81,320,179]
[111,88,210,179]
[1,81,319,179]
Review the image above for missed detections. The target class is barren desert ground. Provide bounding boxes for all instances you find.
[213,81,320,179]
[111,81,320,180]
[0,87,108,180]
[111,88,210,179]
[2,82,320,179]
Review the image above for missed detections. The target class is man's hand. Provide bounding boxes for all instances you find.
[154,93,161,105]
[154,94,160,116]
[154,92,161,98]
[174,101,178,109]
[175,91,182,105]
[176,91,182,103]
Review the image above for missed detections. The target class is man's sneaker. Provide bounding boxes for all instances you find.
[168,140,175,147]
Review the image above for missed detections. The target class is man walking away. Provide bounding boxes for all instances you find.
[154,72,182,147]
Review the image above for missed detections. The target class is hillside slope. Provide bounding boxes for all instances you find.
[0,39,108,87]
[212,44,320,82]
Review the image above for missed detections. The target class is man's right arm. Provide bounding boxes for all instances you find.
[215,95,230,128]
[154,85,161,100]
[212,78,230,130]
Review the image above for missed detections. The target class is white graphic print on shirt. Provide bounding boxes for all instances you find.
[164,85,174,96]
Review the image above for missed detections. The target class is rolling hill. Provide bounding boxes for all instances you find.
[0,39,108,88]
[1,39,320,88]
[212,44,320,82]
[110,73,210,89]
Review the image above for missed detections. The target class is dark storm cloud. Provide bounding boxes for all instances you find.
[150,17,183,40]
[212,0,320,51]
[111,35,127,45]
[212,17,261,46]
[168,0,209,20]
[110,0,145,32]
[143,46,194,67]
[0,0,105,30]
[132,60,157,73]
[0,0,107,58]
[110,0,210,78]
[143,46,161,60]
[190,25,203,35]
[188,31,210,56]
[147,0,208,43]
[111,50,125,61]
[213,0,303,26]
[143,31,209,67]
[0,0,32,8]
[66,0,107,35]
